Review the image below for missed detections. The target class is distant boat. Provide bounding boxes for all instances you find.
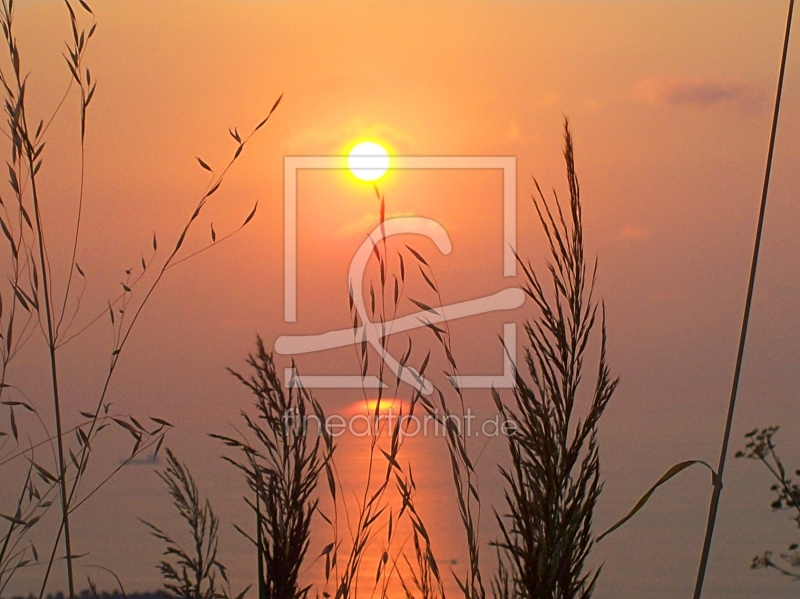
[119,454,161,466]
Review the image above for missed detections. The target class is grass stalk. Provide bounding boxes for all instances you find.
[214,339,325,599]
[142,449,244,599]
[491,120,616,599]
[0,1,278,595]
[693,1,795,596]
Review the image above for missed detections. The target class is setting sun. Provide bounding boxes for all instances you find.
[347,397,410,415]
[347,141,390,181]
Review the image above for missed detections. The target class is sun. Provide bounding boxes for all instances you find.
[347,141,390,181]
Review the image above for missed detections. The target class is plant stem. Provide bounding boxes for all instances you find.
[27,166,76,599]
[693,1,795,596]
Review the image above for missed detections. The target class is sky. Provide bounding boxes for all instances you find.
[3,0,800,597]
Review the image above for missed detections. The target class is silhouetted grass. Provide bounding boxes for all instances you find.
[142,449,244,599]
[332,195,436,599]
[0,1,278,596]
[395,468,444,599]
[491,121,616,599]
[213,340,326,599]
[408,256,485,599]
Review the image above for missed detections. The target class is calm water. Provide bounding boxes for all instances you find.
[4,394,799,599]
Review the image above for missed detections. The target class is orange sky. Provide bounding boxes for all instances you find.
[6,1,800,597]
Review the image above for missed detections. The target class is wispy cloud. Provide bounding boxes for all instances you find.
[335,211,415,238]
[538,93,560,107]
[617,224,650,241]
[504,120,539,145]
[336,213,380,238]
[284,118,414,155]
[632,75,763,110]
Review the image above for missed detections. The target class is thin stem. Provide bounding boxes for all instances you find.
[693,1,795,596]
[27,162,75,599]
[56,114,86,335]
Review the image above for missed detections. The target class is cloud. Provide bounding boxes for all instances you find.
[632,75,763,110]
[584,98,604,112]
[336,213,379,238]
[617,225,650,240]
[538,93,559,107]
[504,120,539,145]
[335,211,415,238]
[284,118,414,155]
